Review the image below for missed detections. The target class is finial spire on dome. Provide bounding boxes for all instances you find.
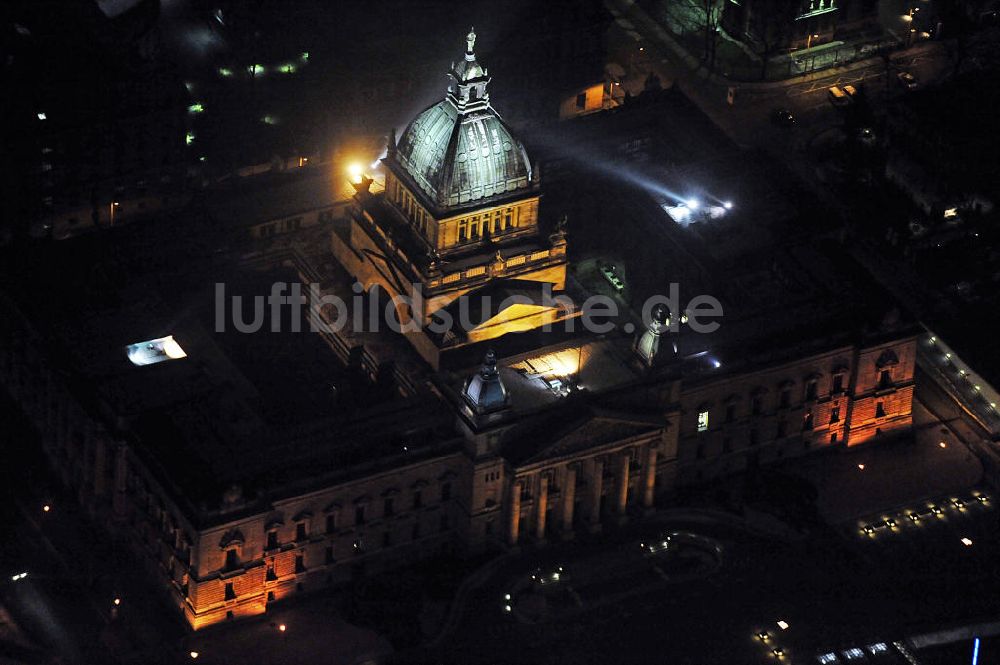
[466,27,476,56]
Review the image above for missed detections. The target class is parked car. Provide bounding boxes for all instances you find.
[897,71,918,90]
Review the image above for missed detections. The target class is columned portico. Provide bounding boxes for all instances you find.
[643,444,658,512]
[535,474,549,540]
[561,464,577,539]
[508,480,521,546]
[615,451,630,522]
[588,457,604,533]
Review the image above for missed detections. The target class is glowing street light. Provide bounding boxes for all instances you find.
[42,504,51,513]
[723,201,733,210]
[189,652,199,660]
[348,162,364,184]
[10,572,28,582]
[278,623,287,632]
[961,537,973,546]
[857,464,865,470]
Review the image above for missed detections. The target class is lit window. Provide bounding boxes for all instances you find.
[842,648,864,660]
[697,410,710,432]
[126,335,187,366]
[37,112,47,120]
[817,654,838,664]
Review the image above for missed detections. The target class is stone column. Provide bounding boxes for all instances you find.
[561,464,577,540]
[616,452,630,520]
[588,458,604,533]
[508,480,521,546]
[643,444,658,511]
[535,474,548,541]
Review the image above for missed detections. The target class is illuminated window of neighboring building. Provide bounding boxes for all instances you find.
[126,335,187,366]
[383,497,394,517]
[355,505,365,525]
[697,410,710,432]
[295,522,307,541]
[830,406,840,424]
[875,401,886,418]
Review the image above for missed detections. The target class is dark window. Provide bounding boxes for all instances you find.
[384,497,394,517]
[325,546,334,564]
[876,401,886,418]
[830,407,840,424]
[804,412,814,430]
[777,421,787,438]
[726,404,736,422]
[780,389,790,408]
[295,553,305,573]
[224,548,239,571]
[751,397,762,416]
[266,530,278,549]
[696,443,705,459]
[355,505,366,525]
[296,523,307,541]
[505,211,512,229]
[830,432,838,445]
[441,482,452,502]
[382,531,391,548]
[806,381,818,400]
[576,92,587,109]
[879,370,893,389]
[267,591,275,602]
[722,437,732,453]
[440,514,450,532]
[833,374,844,393]
[749,429,759,446]
[266,566,277,581]
[326,513,337,534]
[224,583,236,600]
[412,522,421,540]
[413,490,422,509]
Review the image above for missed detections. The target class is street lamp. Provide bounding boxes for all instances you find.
[110,201,120,226]
[189,652,199,660]
[347,163,364,184]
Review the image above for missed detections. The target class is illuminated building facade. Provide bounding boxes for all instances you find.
[0,30,917,631]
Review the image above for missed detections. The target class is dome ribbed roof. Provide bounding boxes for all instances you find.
[390,29,534,210]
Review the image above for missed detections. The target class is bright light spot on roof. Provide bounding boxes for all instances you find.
[777,620,789,630]
[723,201,733,209]
[188,103,204,114]
[961,537,973,546]
[218,67,233,77]
[261,115,279,125]
[126,335,188,366]
[301,52,309,62]
[37,112,47,120]
[686,199,700,210]
[279,63,297,74]
[186,132,196,145]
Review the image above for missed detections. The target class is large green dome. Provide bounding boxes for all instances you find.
[390,29,534,210]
